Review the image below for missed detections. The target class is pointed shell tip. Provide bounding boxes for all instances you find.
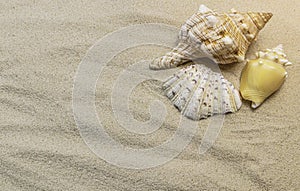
[251,102,261,109]
[285,62,292,66]
[199,4,211,14]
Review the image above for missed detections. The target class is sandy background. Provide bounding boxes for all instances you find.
[1,0,299,190]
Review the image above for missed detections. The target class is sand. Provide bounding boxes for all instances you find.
[1,0,299,190]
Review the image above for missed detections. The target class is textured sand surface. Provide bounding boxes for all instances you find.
[1,0,299,190]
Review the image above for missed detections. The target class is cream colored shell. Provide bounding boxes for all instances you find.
[163,64,242,120]
[150,4,273,70]
[240,45,291,108]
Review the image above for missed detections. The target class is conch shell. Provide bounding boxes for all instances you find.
[163,64,242,120]
[150,5,273,70]
[240,45,292,108]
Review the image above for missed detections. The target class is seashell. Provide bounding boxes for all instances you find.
[240,45,292,108]
[150,4,273,70]
[163,64,242,120]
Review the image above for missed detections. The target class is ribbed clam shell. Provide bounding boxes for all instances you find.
[150,5,272,70]
[240,45,291,108]
[163,64,242,120]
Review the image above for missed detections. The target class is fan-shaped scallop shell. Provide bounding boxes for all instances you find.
[240,45,291,108]
[150,5,273,70]
[163,64,242,120]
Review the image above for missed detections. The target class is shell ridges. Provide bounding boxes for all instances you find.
[164,64,242,120]
[150,5,273,70]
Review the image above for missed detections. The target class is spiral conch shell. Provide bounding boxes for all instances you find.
[150,5,273,70]
[163,64,242,120]
[240,45,292,108]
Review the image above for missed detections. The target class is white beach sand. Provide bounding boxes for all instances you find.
[0,0,299,190]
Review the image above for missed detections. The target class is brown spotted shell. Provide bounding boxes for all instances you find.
[150,5,273,70]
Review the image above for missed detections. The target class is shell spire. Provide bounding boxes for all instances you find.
[229,12,273,41]
[247,12,273,30]
[150,5,273,70]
